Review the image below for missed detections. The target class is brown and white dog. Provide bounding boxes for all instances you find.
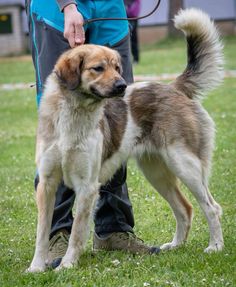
[27,9,224,272]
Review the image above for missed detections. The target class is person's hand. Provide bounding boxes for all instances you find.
[63,4,85,48]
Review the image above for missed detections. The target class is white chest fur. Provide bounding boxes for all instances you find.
[56,98,104,189]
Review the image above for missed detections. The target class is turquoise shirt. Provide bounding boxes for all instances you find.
[30,0,129,46]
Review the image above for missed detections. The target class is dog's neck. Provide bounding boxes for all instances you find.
[42,75,105,141]
[64,88,104,112]
[65,91,103,120]
[58,90,104,140]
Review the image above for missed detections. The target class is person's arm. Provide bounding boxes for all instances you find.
[57,0,77,11]
[57,1,85,48]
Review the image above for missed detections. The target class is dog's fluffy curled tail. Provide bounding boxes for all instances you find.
[174,8,224,99]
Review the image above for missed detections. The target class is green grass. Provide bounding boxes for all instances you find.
[0,56,35,84]
[0,37,236,286]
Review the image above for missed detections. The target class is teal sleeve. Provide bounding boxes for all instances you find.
[57,0,77,11]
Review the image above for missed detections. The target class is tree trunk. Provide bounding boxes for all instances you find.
[168,0,184,37]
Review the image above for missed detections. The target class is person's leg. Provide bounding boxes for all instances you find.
[94,35,134,236]
[95,165,134,235]
[27,4,75,238]
[130,20,139,63]
[86,0,135,237]
[93,35,160,254]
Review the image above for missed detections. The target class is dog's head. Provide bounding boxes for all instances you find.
[54,44,127,99]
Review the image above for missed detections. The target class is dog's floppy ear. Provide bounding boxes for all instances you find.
[54,50,84,90]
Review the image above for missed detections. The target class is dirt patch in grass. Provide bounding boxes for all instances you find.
[0,55,32,63]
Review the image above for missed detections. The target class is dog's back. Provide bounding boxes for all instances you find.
[101,8,224,184]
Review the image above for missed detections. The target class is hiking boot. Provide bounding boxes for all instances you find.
[47,229,69,269]
[93,232,160,254]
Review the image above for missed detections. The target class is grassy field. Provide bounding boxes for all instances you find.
[0,37,235,287]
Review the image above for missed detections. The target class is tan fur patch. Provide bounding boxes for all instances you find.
[129,82,201,155]
[175,187,193,221]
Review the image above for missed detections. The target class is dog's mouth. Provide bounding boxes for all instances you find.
[90,87,106,99]
[90,86,126,99]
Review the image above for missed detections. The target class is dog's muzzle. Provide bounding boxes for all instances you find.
[89,79,127,99]
[112,79,127,95]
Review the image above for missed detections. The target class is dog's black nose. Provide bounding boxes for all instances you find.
[113,79,127,94]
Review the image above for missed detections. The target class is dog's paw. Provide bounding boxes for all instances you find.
[55,261,74,272]
[160,242,179,251]
[25,265,46,273]
[204,242,224,253]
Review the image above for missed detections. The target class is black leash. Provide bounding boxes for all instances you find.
[83,0,161,25]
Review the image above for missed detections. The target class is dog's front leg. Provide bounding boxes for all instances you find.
[56,182,99,271]
[27,176,58,273]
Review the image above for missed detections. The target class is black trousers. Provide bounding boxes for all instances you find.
[129,20,139,63]
[27,9,135,237]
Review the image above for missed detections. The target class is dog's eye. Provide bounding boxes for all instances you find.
[92,66,104,72]
[116,66,121,73]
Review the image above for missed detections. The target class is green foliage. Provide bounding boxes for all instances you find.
[0,37,235,286]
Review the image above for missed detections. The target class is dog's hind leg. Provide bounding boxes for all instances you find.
[137,155,193,251]
[27,164,62,272]
[56,182,99,270]
[161,145,224,252]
